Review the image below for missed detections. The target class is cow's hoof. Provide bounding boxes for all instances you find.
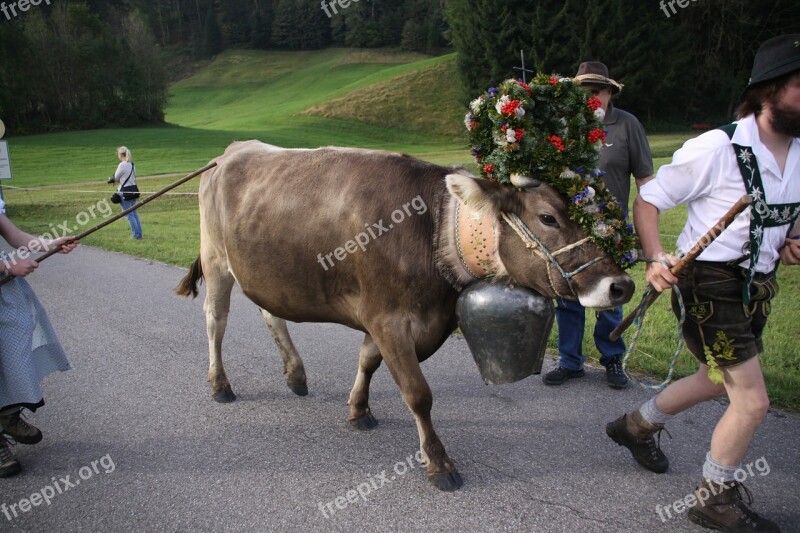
[349,413,378,431]
[213,387,237,403]
[288,382,308,396]
[428,470,463,491]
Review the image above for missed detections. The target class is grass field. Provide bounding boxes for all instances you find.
[3,48,798,411]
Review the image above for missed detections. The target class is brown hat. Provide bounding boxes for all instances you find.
[574,61,623,94]
[742,34,800,99]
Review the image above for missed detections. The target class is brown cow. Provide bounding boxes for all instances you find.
[176,140,634,491]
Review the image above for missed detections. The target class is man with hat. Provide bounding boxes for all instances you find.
[606,34,800,532]
[543,61,654,389]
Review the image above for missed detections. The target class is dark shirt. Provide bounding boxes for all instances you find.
[599,103,653,210]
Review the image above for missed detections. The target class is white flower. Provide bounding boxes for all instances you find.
[594,108,606,121]
[469,96,484,114]
[560,169,579,180]
[515,107,525,119]
[584,204,600,213]
[738,149,753,164]
[506,128,517,143]
[495,95,510,114]
[585,186,596,200]
[464,113,473,129]
[593,222,614,238]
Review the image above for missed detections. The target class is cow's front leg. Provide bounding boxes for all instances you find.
[370,321,463,491]
[348,334,382,430]
[259,309,308,396]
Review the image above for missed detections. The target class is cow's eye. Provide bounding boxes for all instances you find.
[539,214,559,227]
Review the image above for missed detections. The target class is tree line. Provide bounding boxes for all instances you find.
[1,0,797,134]
[447,0,800,127]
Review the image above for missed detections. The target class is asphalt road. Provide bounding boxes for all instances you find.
[2,244,799,532]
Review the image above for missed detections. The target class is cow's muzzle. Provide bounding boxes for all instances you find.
[577,274,635,309]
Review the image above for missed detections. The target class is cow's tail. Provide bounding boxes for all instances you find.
[175,256,204,298]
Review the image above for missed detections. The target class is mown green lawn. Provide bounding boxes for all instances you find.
[2,47,797,411]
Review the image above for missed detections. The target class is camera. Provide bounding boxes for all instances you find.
[107,176,115,184]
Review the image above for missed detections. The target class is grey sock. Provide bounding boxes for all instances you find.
[639,397,673,426]
[703,452,739,484]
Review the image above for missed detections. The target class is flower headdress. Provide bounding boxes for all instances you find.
[465,74,638,268]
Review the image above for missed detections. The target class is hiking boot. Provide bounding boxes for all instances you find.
[0,408,43,445]
[542,366,585,385]
[606,410,669,473]
[0,435,21,478]
[687,478,781,532]
[605,361,629,389]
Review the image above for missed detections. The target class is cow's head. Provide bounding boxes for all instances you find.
[445,173,634,309]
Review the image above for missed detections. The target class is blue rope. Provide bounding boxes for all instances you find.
[621,263,687,392]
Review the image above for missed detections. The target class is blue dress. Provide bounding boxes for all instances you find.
[0,269,71,410]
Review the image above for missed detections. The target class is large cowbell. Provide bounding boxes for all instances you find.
[456,279,554,385]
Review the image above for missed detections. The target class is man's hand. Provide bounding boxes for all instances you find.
[51,236,80,254]
[780,236,800,265]
[107,176,115,184]
[7,259,38,277]
[646,253,679,292]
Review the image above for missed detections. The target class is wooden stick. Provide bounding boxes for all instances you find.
[0,162,217,287]
[608,194,752,342]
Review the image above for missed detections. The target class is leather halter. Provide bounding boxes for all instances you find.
[501,212,608,298]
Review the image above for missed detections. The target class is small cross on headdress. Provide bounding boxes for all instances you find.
[513,49,535,84]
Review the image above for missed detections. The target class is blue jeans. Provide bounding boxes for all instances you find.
[120,198,142,239]
[555,298,625,371]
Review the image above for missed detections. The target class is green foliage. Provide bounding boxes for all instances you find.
[0,2,167,133]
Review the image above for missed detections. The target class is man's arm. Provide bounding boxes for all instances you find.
[633,194,677,291]
[780,220,800,265]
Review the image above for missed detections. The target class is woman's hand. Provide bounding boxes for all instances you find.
[780,236,800,265]
[646,252,679,292]
[7,259,38,277]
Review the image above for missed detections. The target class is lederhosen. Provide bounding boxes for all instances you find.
[671,124,800,370]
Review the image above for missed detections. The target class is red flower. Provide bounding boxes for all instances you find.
[517,81,532,95]
[483,163,495,174]
[587,97,602,111]
[500,99,522,116]
[549,77,558,85]
[588,128,606,144]
[500,124,508,132]
[515,129,526,140]
[547,135,565,152]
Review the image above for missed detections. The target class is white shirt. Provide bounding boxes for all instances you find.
[640,114,800,272]
[0,197,5,214]
[113,161,136,191]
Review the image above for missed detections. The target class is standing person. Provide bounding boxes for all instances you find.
[543,62,654,389]
[0,199,79,478]
[108,146,142,239]
[606,35,800,532]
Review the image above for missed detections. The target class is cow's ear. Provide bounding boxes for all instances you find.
[446,173,523,215]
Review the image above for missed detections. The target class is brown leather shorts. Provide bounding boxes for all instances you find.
[670,261,777,368]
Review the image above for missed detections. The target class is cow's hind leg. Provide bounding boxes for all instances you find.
[370,320,463,491]
[204,262,237,403]
[259,309,308,396]
[348,334,382,430]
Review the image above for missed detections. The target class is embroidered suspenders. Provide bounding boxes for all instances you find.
[720,123,800,303]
